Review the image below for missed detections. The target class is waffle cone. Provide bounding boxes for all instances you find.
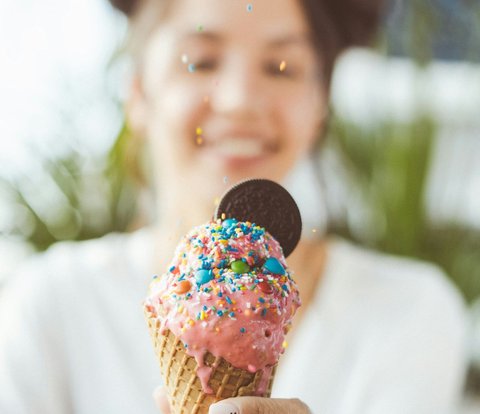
[145,310,277,414]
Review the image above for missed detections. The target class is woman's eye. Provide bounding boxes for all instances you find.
[191,58,218,72]
[264,61,295,78]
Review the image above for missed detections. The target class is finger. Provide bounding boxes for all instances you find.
[208,396,311,414]
[153,386,171,414]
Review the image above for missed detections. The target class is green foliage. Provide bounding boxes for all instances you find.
[326,115,480,303]
[0,130,138,251]
[105,122,140,233]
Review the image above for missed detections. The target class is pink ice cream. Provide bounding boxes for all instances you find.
[144,217,301,394]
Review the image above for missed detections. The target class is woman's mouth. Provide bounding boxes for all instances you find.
[199,137,277,169]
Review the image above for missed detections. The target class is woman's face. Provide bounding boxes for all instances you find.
[133,0,326,210]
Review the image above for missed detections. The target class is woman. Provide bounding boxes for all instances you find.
[0,0,468,413]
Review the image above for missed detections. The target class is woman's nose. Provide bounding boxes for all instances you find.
[210,58,265,119]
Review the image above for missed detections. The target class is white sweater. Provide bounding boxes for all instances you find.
[0,229,469,414]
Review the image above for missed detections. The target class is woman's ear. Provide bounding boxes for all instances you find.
[126,74,148,137]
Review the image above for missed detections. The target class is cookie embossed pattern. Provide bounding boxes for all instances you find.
[144,179,302,414]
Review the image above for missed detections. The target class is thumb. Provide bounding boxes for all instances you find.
[208,396,311,414]
[153,386,171,413]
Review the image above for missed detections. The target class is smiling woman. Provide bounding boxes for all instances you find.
[128,0,326,227]
[0,1,470,414]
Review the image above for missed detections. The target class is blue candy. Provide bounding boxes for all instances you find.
[222,218,237,228]
[263,257,285,275]
[195,269,213,285]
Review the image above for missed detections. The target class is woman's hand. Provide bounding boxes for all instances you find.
[153,386,311,414]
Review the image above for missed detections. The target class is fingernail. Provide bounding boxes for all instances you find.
[209,401,240,414]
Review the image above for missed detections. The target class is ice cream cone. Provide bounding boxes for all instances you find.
[145,309,276,414]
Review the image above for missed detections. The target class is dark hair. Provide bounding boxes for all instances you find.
[109,0,385,85]
[109,0,140,16]
[300,0,384,84]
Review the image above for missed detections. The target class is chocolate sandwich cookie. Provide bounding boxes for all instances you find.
[215,178,302,257]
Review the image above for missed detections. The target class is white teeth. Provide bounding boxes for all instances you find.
[214,138,264,157]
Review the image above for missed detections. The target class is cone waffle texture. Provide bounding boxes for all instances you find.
[145,310,277,414]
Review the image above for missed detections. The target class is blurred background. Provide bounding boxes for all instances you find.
[0,0,479,411]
